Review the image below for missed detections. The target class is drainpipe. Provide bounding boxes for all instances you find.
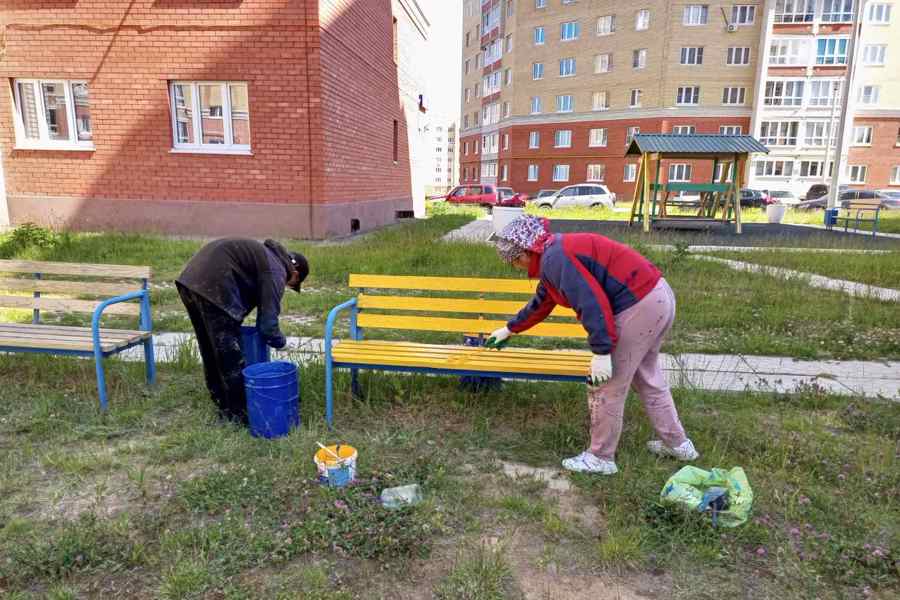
[827,0,865,210]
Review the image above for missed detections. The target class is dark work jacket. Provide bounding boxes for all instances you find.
[177,238,291,348]
[507,233,661,355]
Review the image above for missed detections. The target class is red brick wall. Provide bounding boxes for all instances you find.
[848,117,900,188]
[0,1,318,205]
[460,116,751,199]
[317,0,411,206]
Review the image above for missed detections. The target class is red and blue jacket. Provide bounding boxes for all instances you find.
[506,233,661,354]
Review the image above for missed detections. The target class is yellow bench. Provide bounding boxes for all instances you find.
[0,259,155,410]
[323,274,591,427]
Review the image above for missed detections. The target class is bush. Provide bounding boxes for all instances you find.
[0,223,61,257]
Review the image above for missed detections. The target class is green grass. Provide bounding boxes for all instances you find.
[0,354,897,598]
[709,249,900,289]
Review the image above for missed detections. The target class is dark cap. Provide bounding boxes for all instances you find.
[288,252,309,292]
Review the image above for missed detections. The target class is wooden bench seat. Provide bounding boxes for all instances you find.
[323,274,590,427]
[0,259,155,410]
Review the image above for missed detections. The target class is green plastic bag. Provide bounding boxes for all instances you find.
[659,466,753,527]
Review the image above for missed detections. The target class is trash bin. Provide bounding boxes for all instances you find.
[824,207,839,227]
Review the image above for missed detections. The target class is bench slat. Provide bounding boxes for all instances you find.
[357,294,576,318]
[350,274,537,294]
[336,340,590,365]
[0,260,151,279]
[356,313,585,338]
[0,323,144,337]
[0,332,147,353]
[0,295,139,316]
[0,278,139,297]
[332,341,590,377]
[0,328,146,344]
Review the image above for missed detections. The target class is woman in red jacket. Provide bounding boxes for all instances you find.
[488,216,698,475]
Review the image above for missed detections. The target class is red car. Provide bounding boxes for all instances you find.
[445,184,527,208]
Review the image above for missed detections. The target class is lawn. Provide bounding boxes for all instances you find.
[2,217,898,360]
[709,250,900,290]
[0,353,897,599]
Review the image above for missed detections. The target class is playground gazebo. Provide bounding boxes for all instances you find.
[626,134,770,234]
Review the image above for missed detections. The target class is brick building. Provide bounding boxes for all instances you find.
[459,0,900,200]
[0,0,413,238]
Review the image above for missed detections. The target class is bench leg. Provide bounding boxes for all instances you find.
[144,336,157,386]
[94,352,109,412]
[351,368,362,399]
[325,356,334,429]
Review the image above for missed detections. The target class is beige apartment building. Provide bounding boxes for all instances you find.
[460,0,900,200]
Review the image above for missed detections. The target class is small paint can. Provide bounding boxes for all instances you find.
[314,444,358,487]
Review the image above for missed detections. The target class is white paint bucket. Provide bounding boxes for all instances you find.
[766,204,786,224]
[492,206,525,235]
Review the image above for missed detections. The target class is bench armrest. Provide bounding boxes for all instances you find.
[91,290,150,352]
[324,298,359,353]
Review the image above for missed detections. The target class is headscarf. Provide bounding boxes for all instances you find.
[495,215,552,263]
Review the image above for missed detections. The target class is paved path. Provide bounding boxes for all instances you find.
[121,333,899,400]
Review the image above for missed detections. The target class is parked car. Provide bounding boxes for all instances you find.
[875,189,900,210]
[445,184,526,209]
[766,190,800,205]
[796,184,850,208]
[535,184,617,209]
[740,189,773,208]
[535,189,559,200]
[838,189,898,209]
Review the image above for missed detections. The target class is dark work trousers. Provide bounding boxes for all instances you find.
[176,283,248,425]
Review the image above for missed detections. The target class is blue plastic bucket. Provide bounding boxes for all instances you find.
[243,361,299,439]
[240,326,271,366]
[824,207,839,227]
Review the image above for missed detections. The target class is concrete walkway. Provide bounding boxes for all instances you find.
[121,332,899,400]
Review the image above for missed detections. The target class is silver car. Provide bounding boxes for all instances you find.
[535,184,616,209]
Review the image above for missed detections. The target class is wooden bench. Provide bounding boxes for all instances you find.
[829,199,882,237]
[323,274,591,427]
[0,260,155,410]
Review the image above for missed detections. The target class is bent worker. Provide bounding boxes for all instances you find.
[487,216,698,475]
[176,238,308,425]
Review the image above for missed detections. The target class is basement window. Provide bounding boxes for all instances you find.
[12,79,94,151]
[169,81,251,154]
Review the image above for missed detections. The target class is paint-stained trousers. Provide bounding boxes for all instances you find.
[176,283,248,425]
[588,278,688,460]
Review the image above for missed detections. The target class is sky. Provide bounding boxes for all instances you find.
[424,0,463,123]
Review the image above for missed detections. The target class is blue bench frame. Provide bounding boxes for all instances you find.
[829,204,881,238]
[0,280,155,411]
[323,297,584,429]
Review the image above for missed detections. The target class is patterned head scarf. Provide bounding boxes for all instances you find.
[495,215,552,263]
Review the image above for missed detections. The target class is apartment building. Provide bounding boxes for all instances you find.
[1,0,414,238]
[460,0,761,199]
[750,0,900,197]
[427,121,459,194]
[459,0,899,200]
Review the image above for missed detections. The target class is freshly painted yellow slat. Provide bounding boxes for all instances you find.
[333,351,590,371]
[357,294,576,318]
[331,351,588,376]
[334,341,590,363]
[356,313,585,338]
[0,260,151,279]
[349,274,537,294]
[0,295,139,316]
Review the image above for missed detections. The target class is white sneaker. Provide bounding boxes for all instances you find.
[561,451,618,475]
[646,439,699,461]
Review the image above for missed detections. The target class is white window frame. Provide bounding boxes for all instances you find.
[857,85,880,105]
[592,91,610,111]
[769,38,810,66]
[683,5,709,25]
[535,0,546,8]
[676,86,700,105]
[554,130,573,148]
[862,44,887,66]
[633,48,648,69]
[681,47,704,65]
[774,0,814,23]
[533,62,544,80]
[672,125,696,135]
[803,121,834,147]
[556,94,574,113]
[587,164,606,182]
[715,163,734,182]
[822,0,854,23]
[529,131,540,149]
[668,163,692,182]
[594,53,613,73]
[636,8,651,30]
[501,163,509,181]
[169,81,251,154]
[589,128,608,147]
[852,125,873,146]
[727,47,751,65]
[560,21,581,41]
[722,86,746,105]
[534,26,545,45]
[530,96,543,114]
[597,15,616,35]
[866,3,892,24]
[809,80,842,107]
[12,79,95,151]
[559,57,577,77]
[849,165,867,183]
[629,89,642,108]
[816,37,849,65]
[528,164,540,181]
[890,165,900,185]
[764,80,804,106]
[732,5,755,24]
[755,160,794,177]
[624,163,638,182]
[799,160,830,178]
[720,125,743,135]
[759,121,800,146]
[626,126,640,145]
[505,68,513,85]
[552,164,571,182]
